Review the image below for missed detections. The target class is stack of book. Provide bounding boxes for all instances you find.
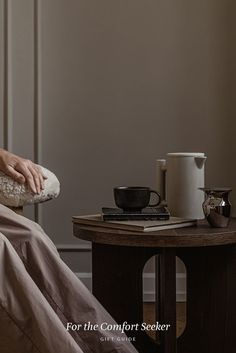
[73,208,197,233]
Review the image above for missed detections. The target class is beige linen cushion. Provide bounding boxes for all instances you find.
[0,166,60,207]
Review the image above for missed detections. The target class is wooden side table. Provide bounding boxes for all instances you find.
[73,217,236,353]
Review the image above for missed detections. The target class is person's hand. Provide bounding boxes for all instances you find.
[0,149,47,194]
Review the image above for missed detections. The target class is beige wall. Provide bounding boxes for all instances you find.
[40,0,233,238]
[0,0,5,147]
[0,0,235,299]
[228,0,236,213]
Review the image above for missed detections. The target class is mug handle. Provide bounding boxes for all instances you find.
[149,190,161,207]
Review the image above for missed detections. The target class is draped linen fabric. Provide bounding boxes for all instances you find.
[0,205,137,353]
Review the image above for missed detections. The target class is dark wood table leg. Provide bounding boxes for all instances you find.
[157,249,176,353]
[177,245,236,353]
[92,243,160,353]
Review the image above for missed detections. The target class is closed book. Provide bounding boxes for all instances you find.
[72,214,197,232]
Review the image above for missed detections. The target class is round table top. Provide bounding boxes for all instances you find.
[73,217,236,248]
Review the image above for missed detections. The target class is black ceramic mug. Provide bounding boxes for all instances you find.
[113,186,161,212]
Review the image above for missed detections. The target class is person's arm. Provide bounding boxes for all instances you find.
[0,149,46,194]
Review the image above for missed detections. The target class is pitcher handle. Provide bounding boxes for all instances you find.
[195,156,207,169]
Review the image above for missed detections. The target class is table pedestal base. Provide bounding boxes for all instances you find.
[92,243,236,353]
[177,246,236,353]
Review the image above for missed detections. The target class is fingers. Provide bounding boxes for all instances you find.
[5,165,26,184]
[29,164,47,194]
[28,165,41,194]
[34,165,47,189]
[15,161,43,194]
[37,169,44,190]
[36,164,48,180]
[23,162,46,194]
[16,163,37,194]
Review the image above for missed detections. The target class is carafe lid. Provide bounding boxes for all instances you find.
[199,187,232,192]
[167,152,205,157]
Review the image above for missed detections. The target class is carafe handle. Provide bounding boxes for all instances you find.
[195,156,207,169]
[156,159,167,202]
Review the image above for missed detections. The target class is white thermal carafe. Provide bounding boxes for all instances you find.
[157,152,207,219]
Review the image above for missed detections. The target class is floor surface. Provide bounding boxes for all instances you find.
[143,302,186,340]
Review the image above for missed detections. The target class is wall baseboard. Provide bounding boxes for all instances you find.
[75,272,186,303]
[57,244,91,252]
